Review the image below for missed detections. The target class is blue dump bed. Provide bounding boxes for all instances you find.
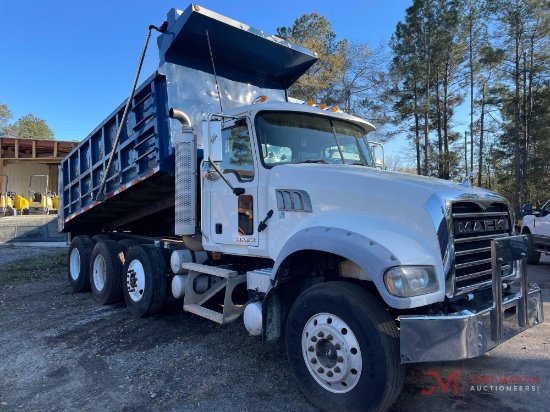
[59,74,176,235]
[59,4,316,235]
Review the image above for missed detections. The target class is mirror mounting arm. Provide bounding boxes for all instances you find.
[205,112,247,197]
[207,157,244,196]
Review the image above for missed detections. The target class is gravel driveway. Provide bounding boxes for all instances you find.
[0,245,56,266]
[0,246,548,412]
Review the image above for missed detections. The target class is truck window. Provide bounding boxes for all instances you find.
[238,194,254,235]
[255,111,374,167]
[262,144,292,165]
[220,125,254,181]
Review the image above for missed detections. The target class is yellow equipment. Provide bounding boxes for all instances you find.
[13,195,30,213]
[27,174,57,215]
[0,174,15,217]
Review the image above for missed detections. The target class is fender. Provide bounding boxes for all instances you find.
[271,226,415,309]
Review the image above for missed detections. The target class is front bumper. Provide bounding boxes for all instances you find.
[399,235,544,363]
[400,285,543,363]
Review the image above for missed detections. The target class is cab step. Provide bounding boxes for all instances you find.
[184,304,224,324]
[180,262,237,278]
[181,263,247,324]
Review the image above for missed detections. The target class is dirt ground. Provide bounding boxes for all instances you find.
[0,245,548,412]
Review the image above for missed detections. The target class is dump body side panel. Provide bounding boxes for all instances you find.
[59,73,174,234]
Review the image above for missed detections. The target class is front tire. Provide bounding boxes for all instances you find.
[286,282,404,412]
[67,235,94,292]
[122,245,166,317]
[90,240,124,305]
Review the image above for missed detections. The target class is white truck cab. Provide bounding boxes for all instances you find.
[199,100,522,310]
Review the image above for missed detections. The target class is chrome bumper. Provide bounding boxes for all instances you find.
[400,235,545,363]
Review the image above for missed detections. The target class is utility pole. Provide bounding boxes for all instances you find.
[470,126,474,177]
[464,130,469,176]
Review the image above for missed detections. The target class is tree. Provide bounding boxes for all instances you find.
[336,41,387,119]
[11,114,54,140]
[277,13,347,104]
[432,0,465,179]
[488,0,550,215]
[475,45,505,187]
[0,103,12,136]
[389,0,466,177]
[389,16,424,175]
[463,0,488,179]
[0,103,54,140]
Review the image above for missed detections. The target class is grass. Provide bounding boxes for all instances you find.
[0,250,66,287]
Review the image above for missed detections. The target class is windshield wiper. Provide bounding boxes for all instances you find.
[330,123,346,164]
[349,161,367,166]
[294,159,329,164]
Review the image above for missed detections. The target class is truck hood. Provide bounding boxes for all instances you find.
[269,163,499,204]
[266,164,510,310]
[267,163,507,267]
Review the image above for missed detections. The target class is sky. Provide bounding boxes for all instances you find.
[0,0,412,159]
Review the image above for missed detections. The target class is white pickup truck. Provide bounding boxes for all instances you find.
[521,200,550,264]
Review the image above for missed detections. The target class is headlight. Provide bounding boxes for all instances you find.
[384,266,438,297]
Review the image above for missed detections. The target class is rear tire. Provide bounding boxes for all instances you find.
[92,234,111,242]
[526,233,541,265]
[90,240,124,305]
[118,239,142,258]
[286,282,404,412]
[67,235,94,292]
[123,245,166,317]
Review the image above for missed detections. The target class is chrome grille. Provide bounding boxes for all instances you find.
[451,202,513,294]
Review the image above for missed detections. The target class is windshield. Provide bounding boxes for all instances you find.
[255,111,375,167]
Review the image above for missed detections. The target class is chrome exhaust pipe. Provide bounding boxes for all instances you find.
[169,108,192,128]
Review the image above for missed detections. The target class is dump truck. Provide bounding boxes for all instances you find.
[59,5,544,412]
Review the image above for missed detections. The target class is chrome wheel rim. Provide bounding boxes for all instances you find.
[302,312,362,393]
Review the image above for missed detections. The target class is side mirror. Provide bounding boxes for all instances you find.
[369,141,385,170]
[202,120,223,162]
[534,210,541,217]
[522,203,533,216]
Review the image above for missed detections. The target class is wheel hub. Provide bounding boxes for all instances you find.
[128,270,137,289]
[302,313,362,393]
[316,339,338,368]
[126,260,145,302]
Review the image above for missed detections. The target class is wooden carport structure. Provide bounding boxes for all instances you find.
[0,137,76,196]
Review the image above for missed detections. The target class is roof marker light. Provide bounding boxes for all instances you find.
[320,103,327,110]
[331,106,338,112]
[253,95,267,104]
[194,5,201,11]
[307,100,314,106]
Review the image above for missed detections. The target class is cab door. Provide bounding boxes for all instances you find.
[203,119,259,249]
[537,200,550,240]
